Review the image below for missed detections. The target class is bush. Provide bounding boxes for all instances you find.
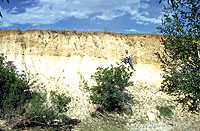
[0,54,73,129]
[25,90,71,126]
[89,63,134,112]
[0,54,32,113]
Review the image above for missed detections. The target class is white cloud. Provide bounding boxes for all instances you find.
[138,15,161,24]
[141,3,150,9]
[21,0,32,5]
[95,11,125,20]
[130,9,162,24]
[142,11,149,16]
[136,21,148,25]
[0,0,162,27]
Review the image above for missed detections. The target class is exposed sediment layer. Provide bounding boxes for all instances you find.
[0,30,163,119]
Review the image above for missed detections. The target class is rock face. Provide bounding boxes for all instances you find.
[0,30,163,119]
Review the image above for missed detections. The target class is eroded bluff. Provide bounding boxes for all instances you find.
[0,30,163,119]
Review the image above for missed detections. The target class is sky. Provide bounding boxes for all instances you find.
[0,0,167,34]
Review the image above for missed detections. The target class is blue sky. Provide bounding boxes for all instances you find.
[0,0,167,33]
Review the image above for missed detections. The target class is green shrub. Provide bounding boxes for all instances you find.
[26,90,71,126]
[89,63,134,112]
[156,106,173,118]
[0,54,32,113]
[0,54,73,129]
[24,93,51,126]
[50,91,71,116]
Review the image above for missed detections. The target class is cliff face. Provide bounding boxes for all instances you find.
[0,30,162,60]
[0,30,163,119]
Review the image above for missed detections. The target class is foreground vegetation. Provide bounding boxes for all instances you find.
[0,53,135,130]
[88,63,134,115]
[157,0,200,111]
[0,54,77,130]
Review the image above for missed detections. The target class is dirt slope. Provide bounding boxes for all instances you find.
[1,30,163,119]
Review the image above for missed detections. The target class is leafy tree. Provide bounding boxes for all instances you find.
[159,0,175,7]
[89,63,134,112]
[157,0,200,110]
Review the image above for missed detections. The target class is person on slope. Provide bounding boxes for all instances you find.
[121,50,134,70]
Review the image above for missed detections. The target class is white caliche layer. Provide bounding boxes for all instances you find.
[4,54,162,119]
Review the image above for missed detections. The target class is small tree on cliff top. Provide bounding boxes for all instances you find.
[157,0,200,111]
